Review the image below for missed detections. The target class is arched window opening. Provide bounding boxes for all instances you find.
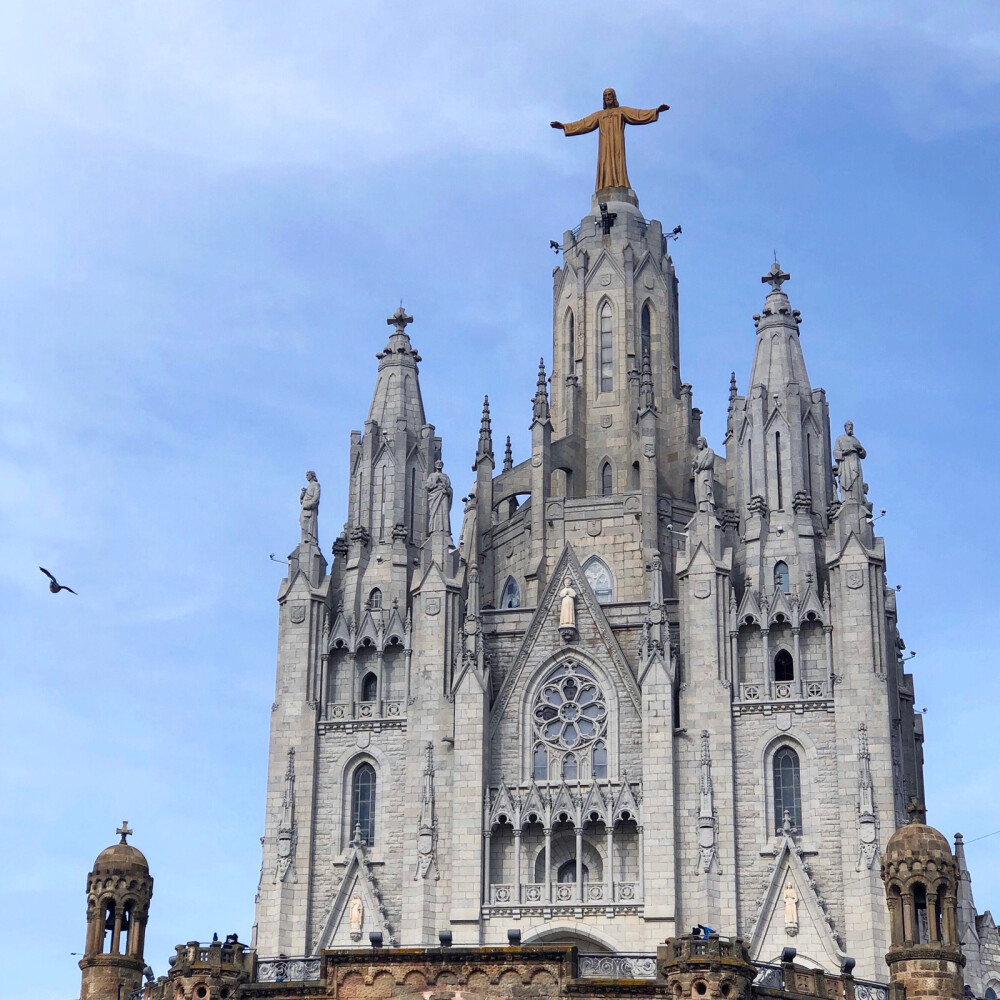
[747,439,754,494]
[592,741,608,779]
[557,860,590,884]
[351,762,377,845]
[774,432,783,510]
[599,302,614,393]
[640,303,651,365]
[532,744,548,781]
[566,311,575,376]
[773,562,790,593]
[600,461,613,496]
[772,746,802,834]
[806,433,814,501]
[774,649,794,682]
[121,900,133,954]
[985,989,997,999]
[368,587,382,610]
[583,556,614,603]
[562,752,578,780]
[361,672,378,702]
[500,576,520,609]
[631,460,640,491]
[102,900,116,952]
[408,467,417,541]
[914,882,930,944]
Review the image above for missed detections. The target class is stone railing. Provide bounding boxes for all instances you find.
[255,957,322,983]
[489,882,641,906]
[578,953,657,979]
[326,700,404,722]
[739,680,829,703]
[753,962,888,1000]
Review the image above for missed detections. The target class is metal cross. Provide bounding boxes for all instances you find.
[386,305,413,334]
[761,261,790,292]
[117,821,133,844]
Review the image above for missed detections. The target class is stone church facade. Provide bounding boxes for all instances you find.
[251,169,928,983]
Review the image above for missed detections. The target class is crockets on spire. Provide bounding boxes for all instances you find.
[476,396,494,466]
[532,358,550,423]
[503,435,513,473]
[639,356,655,412]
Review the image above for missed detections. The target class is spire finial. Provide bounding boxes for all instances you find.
[117,821,133,844]
[729,371,738,400]
[532,358,550,422]
[387,305,413,334]
[762,261,790,293]
[476,395,494,465]
[503,435,513,473]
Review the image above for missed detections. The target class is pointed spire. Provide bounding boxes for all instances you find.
[532,357,550,423]
[639,355,655,412]
[503,435,513,473]
[729,371,738,402]
[476,396,494,465]
[368,304,426,425]
[747,259,812,400]
[955,832,977,931]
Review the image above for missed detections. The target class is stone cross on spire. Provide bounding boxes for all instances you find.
[762,261,790,293]
[117,821,133,844]
[387,305,413,335]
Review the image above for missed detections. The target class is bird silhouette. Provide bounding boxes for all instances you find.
[39,567,77,594]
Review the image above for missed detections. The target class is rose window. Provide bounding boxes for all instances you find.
[533,661,607,750]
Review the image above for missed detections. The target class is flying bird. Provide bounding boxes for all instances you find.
[39,567,77,594]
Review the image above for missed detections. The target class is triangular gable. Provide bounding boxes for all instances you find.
[383,605,406,647]
[489,545,641,735]
[580,781,610,826]
[355,610,382,650]
[750,837,845,972]
[327,609,352,651]
[736,585,763,627]
[583,247,626,290]
[768,587,795,627]
[797,582,825,626]
[314,841,396,951]
[611,778,642,825]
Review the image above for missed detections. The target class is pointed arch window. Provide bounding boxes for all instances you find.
[600,461,613,496]
[583,556,613,603]
[532,743,548,781]
[599,301,614,392]
[351,762,377,845]
[772,746,801,834]
[773,562,790,594]
[361,672,378,702]
[500,576,520,609]
[368,587,383,610]
[592,740,608,779]
[566,311,575,377]
[562,752,578,780]
[640,303,651,365]
[774,432,783,510]
[558,859,589,884]
[774,649,794,682]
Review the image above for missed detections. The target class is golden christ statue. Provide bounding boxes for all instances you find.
[551,88,669,193]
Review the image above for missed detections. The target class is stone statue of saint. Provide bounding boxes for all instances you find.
[425,460,453,535]
[558,578,577,630]
[299,471,320,545]
[783,882,799,932]
[834,421,867,504]
[348,895,363,941]
[693,437,716,510]
[551,88,669,192]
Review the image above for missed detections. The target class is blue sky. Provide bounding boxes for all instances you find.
[1,3,999,997]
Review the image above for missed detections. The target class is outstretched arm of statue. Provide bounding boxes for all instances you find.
[560,113,600,136]
[621,105,668,126]
[550,121,564,130]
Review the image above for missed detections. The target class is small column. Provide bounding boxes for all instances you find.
[544,828,552,903]
[761,628,770,697]
[319,653,330,719]
[575,827,584,902]
[514,828,522,902]
[792,627,802,697]
[927,890,940,943]
[824,625,834,686]
[605,823,614,901]
[901,892,915,944]
[111,909,123,955]
[483,828,492,903]
[637,824,645,899]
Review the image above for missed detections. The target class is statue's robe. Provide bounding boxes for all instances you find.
[834,434,866,501]
[562,105,662,191]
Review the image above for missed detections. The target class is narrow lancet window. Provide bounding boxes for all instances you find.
[361,672,378,702]
[500,576,520,609]
[640,303,651,365]
[369,587,382,610]
[351,762,377,845]
[772,746,802,833]
[566,311,575,377]
[600,462,613,496]
[533,743,548,781]
[592,740,608,779]
[773,561,790,594]
[599,302,613,392]
[774,649,794,682]
[775,432,783,510]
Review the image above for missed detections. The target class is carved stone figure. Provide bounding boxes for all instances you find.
[834,421,867,504]
[783,881,799,935]
[425,460,453,535]
[558,578,577,631]
[693,436,716,510]
[299,471,320,545]
[551,88,669,192]
[348,894,363,941]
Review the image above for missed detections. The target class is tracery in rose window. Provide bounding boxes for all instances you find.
[532,661,608,754]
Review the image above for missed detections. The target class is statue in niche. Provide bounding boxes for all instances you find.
[348,894,363,941]
[559,577,577,630]
[299,471,320,545]
[425,460,453,535]
[834,421,867,504]
[551,88,669,192]
[783,881,799,936]
[693,437,716,510]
